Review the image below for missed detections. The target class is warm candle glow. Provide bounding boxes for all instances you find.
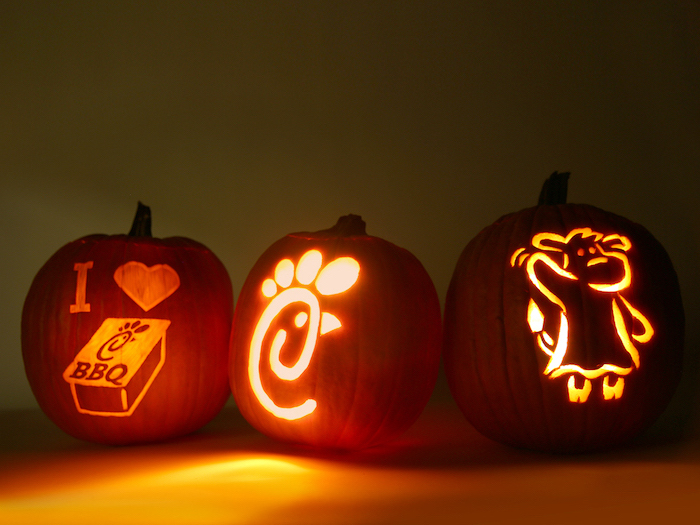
[512,227,654,402]
[248,250,360,420]
[0,453,315,525]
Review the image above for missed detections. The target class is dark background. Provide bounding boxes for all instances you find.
[2,2,698,435]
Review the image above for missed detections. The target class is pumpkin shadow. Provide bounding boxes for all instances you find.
[1,394,697,504]
[180,385,700,472]
[244,408,699,472]
[2,373,697,481]
[0,408,104,454]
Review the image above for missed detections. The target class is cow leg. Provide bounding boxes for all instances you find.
[567,375,592,403]
[603,375,625,400]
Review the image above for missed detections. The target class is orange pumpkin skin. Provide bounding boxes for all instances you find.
[22,205,233,445]
[444,192,684,452]
[230,215,441,450]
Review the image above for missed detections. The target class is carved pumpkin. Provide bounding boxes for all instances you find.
[21,203,233,445]
[443,173,684,452]
[230,215,441,449]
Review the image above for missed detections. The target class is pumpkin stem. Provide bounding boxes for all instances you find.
[325,214,367,236]
[128,201,152,237]
[538,171,570,205]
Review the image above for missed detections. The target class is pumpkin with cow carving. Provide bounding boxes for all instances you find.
[443,173,684,452]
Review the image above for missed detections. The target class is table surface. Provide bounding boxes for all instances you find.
[1,390,699,525]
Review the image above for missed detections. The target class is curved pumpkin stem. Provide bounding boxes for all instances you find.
[128,201,152,237]
[323,214,367,237]
[538,171,570,205]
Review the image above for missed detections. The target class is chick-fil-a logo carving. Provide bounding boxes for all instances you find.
[63,318,170,416]
[511,228,654,403]
[249,250,360,420]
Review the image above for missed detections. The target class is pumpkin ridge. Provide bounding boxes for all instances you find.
[447,230,492,439]
[517,205,553,449]
[330,246,364,448]
[553,202,597,450]
[358,247,423,449]
[495,216,536,446]
[578,204,601,448]
[518,206,550,449]
[550,203,579,449]
[472,223,514,444]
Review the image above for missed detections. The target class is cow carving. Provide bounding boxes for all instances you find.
[511,228,654,403]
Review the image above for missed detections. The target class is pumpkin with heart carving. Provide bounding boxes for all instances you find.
[21,203,233,445]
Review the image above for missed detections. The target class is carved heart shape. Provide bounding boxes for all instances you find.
[114,261,181,311]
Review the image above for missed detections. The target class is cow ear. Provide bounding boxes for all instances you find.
[601,234,632,252]
[532,232,566,252]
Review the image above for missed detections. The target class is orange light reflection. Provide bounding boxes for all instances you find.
[0,453,313,525]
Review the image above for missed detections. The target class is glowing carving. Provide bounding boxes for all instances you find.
[296,250,323,285]
[567,376,592,403]
[61,260,181,416]
[70,261,93,313]
[274,259,295,288]
[63,318,169,416]
[249,250,360,420]
[511,228,654,403]
[113,261,180,311]
[314,257,361,295]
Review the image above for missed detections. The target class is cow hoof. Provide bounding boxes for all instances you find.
[603,375,625,400]
[567,376,592,403]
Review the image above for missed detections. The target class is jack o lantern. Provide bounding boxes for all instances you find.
[443,173,684,452]
[22,203,233,445]
[230,215,442,449]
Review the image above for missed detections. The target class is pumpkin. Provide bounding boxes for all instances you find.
[21,203,233,445]
[443,173,684,452]
[230,215,441,449]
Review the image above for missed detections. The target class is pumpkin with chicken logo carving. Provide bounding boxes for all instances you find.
[230,215,442,449]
